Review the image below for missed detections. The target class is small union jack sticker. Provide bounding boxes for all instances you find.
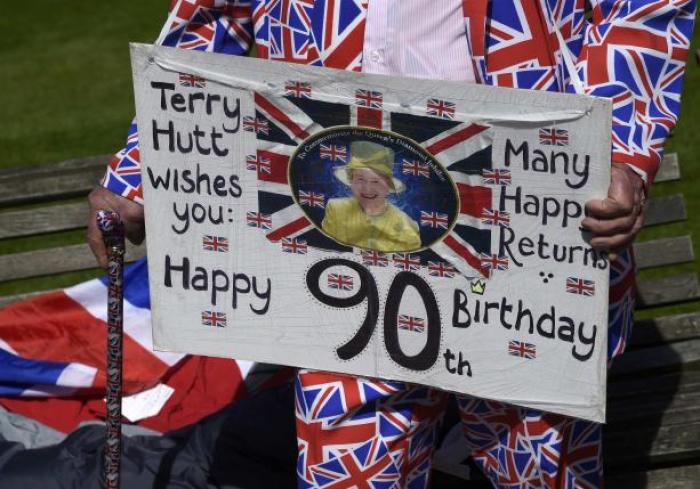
[361,251,389,267]
[508,340,536,359]
[539,128,569,146]
[481,169,511,186]
[327,273,354,291]
[480,209,511,227]
[298,190,325,208]
[246,154,271,174]
[398,315,426,333]
[319,144,347,163]
[246,211,272,230]
[179,73,206,88]
[355,89,383,109]
[202,235,229,252]
[281,238,307,254]
[393,253,421,271]
[202,311,226,328]
[426,98,456,120]
[566,277,595,296]
[402,159,431,178]
[243,116,269,135]
[427,261,456,278]
[480,253,509,271]
[420,211,449,229]
[285,80,311,98]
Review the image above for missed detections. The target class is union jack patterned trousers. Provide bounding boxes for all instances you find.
[295,370,603,489]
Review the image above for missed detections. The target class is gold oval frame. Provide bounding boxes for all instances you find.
[286,125,462,253]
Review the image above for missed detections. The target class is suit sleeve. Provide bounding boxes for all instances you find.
[571,0,696,187]
[101,0,253,203]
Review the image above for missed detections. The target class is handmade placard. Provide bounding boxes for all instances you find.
[131,43,612,422]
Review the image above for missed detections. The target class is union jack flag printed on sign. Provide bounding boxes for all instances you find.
[202,235,228,252]
[481,168,511,186]
[398,315,426,333]
[402,159,430,178]
[319,144,347,162]
[281,238,307,254]
[428,261,456,278]
[201,311,226,328]
[392,253,421,272]
[566,277,596,296]
[481,209,511,227]
[298,190,325,208]
[285,80,311,98]
[539,128,569,146]
[480,253,509,272]
[243,116,269,135]
[246,154,271,174]
[361,251,389,267]
[420,211,449,229]
[178,73,206,88]
[355,89,383,109]
[246,211,271,230]
[327,273,353,291]
[508,340,536,359]
[245,90,498,277]
[426,98,456,120]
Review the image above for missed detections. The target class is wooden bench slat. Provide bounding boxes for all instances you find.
[609,338,700,377]
[0,243,146,282]
[642,193,687,227]
[654,152,680,183]
[605,465,700,489]
[609,396,700,431]
[629,312,700,348]
[609,370,700,402]
[0,202,88,239]
[0,155,109,206]
[636,273,700,308]
[634,235,694,270]
[607,392,700,428]
[605,420,700,467]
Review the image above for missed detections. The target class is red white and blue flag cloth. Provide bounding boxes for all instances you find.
[0,259,253,434]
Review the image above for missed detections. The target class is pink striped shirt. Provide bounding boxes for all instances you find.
[362,0,475,82]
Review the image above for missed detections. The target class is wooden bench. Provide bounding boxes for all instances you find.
[1,153,698,488]
[0,155,145,306]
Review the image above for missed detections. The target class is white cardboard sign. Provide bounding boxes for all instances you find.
[131,43,612,422]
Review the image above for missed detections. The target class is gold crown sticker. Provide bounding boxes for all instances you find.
[470,279,486,295]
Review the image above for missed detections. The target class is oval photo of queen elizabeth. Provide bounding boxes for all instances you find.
[289,127,459,253]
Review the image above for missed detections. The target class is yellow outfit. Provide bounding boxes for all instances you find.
[321,197,421,252]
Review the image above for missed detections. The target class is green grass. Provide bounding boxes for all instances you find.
[0,1,168,168]
[0,3,698,304]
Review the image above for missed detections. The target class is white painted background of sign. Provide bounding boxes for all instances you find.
[131,43,611,422]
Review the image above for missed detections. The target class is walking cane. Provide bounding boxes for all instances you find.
[97,210,125,489]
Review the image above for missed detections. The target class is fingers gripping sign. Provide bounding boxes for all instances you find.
[582,163,646,254]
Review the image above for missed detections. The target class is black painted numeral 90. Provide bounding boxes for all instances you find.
[306,258,441,371]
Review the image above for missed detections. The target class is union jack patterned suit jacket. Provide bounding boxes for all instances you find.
[103,0,696,357]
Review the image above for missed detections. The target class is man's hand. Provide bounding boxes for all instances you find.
[87,187,145,268]
[582,163,646,253]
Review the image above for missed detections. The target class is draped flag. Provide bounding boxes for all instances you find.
[0,259,253,433]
